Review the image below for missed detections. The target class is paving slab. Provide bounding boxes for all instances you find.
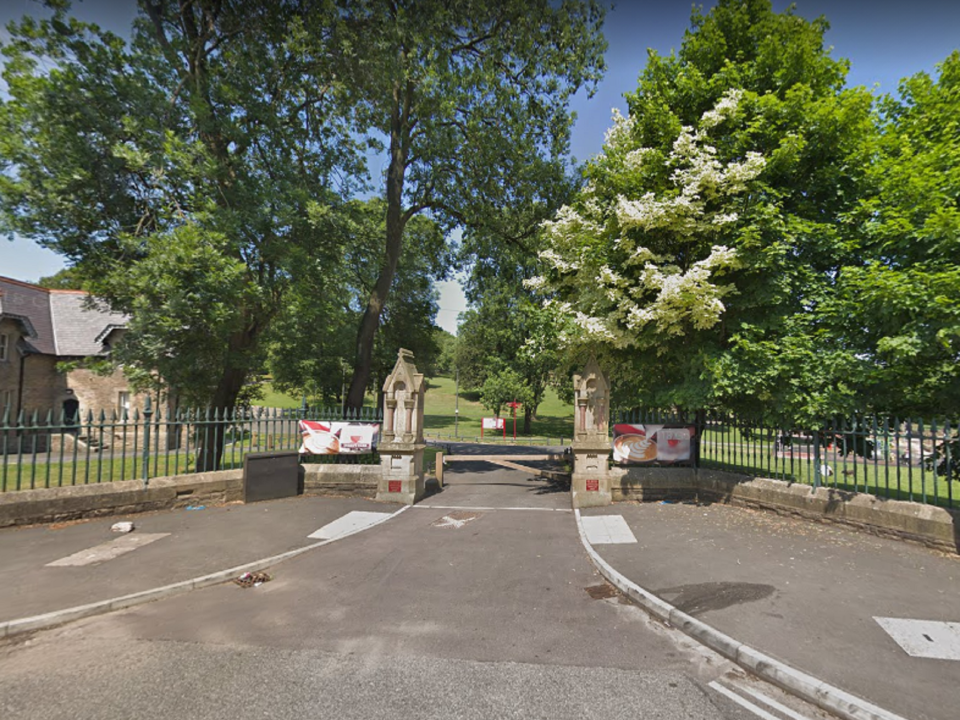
[0,494,395,622]
[582,501,960,720]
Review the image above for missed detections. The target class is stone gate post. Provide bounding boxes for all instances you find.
[571,357,612,508]
[377,348,426,504]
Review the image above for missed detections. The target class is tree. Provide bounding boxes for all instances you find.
[0,2,361,468]
[837,52,960,415]
[429,328,458,378]
[266,198,449,405]
[531,0,876,425]
[455,282,561,434]
[479,367,533,420]
[323,0,607,408]
[37,267,87,290]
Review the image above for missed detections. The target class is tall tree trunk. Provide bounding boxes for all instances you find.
[523,406,533,436]
[346,83,410,409]
[195,327,259,471]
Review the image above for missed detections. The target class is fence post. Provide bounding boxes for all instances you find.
[813,425,822,489]
[142,396,153,486]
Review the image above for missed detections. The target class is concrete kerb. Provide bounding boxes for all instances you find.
[572,509,909,720]
[0,505,409,640]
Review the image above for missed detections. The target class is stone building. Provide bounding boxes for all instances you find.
[0,275,177,452]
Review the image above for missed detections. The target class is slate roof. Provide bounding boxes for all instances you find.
[0,276,128,357]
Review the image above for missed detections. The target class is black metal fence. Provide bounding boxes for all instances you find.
[0,398,383,492]
[615,410,959,509]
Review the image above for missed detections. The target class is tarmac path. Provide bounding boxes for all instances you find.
[0,459,835,720]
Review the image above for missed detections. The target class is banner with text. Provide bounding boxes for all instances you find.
[299,420,380,455]
[612,424,696,464]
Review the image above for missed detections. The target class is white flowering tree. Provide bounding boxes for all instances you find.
[532,91,764,354]
[528,0,877,424]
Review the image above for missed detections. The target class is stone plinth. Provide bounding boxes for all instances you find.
[571,441,613,508]
[571,357,612,508]
[376,442,425,505]
[377,349,426,505]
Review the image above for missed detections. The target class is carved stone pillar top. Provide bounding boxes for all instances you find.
[572,356,610,446]
[381,348,425,445]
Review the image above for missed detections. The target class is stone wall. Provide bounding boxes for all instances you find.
[0,470,244,528]
[0,463,383,527]
[303,464,380,498]
[20,354,66,415]
[613,466,698,503]
[0,318,22,416]
[65,366,131,416]
[1,353,62,453]
[612,466,959,554]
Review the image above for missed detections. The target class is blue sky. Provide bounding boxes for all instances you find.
[2,1,959,333]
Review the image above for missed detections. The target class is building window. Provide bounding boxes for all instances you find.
[1,389,13,417]
[0,333,8,362]
[118,391,130,417]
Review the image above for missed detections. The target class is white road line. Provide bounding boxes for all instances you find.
[580,515,637,544]
[709,681,783,720]
[308,511,395,539]
[413,504,571,512]
[46,533,171,567]
[725,680,814,720]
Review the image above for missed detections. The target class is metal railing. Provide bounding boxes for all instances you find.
[0,398,383,492]
[615,410,959,509]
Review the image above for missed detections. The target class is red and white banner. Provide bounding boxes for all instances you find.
[298,420,380,455]
[612,424,696,464]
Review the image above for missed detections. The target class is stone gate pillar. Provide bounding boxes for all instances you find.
[377,348,426,504]
[571,357,612,508]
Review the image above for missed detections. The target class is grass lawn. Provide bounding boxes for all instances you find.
[257,381,378,411]
[422,375,574,444]
[258,382,303,409]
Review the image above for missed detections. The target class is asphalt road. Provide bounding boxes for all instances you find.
[0,461,834,720]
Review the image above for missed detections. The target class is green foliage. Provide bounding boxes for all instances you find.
[429,328,457,378]
[265,198,448,404]
[0,2,362,418]
[55,357,115,377]
[479,367,534,418]
[326,0,608,405]
[838,52,960,414]
[105,224,266,405]
[37,267,87,290]
[533,0,878,425]
[454,280,562,432]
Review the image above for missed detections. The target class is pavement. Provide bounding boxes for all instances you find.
[579,501,960,720]
[0,495,392,623]
[0,447,958,720]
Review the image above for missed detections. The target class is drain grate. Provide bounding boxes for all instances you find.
[584,583,619,600]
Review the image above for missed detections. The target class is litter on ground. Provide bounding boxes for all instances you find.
[234,571,271,588]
